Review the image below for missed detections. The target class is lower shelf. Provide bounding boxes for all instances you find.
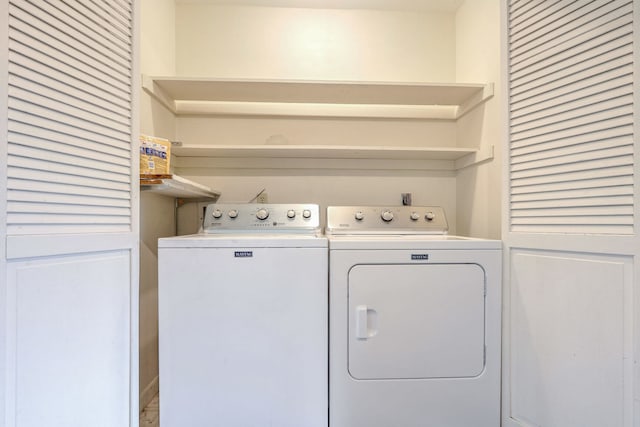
[170,144,494,170]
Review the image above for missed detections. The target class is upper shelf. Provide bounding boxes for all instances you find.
[143,75,494,120]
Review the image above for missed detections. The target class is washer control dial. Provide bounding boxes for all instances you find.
[256,208,270,220]
[410,212,420,221]
[287,209,296,219]
[425,211,435,221]
[381,210,394,222]
[302,209,312,219]
[227,209,238,219]
[355,211,364,221]
[212,209,223,219]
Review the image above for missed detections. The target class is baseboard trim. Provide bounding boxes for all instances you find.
[140,375,159,413]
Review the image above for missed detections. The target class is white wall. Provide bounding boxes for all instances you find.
[454,0,501,239]
[139,0,178,409]
[176,4,456,81]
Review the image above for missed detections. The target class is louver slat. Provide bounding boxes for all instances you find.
[508,0,634,235]
[6,0,134,235]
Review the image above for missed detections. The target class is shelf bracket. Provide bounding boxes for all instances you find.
[455,144,494,170]
[455,83,494,120]
[142,75,177,114]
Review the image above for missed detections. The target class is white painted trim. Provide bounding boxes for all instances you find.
[0,1,9,425]
[632,1,640,423]
[500,1,512,425]
[139,375,159,414]
[6,233,136,260]
[130,1,141,425]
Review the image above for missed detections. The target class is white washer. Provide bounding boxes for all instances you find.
[327,206,501,427]
[158,204,327,427]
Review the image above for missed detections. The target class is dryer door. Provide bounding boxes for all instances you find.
[348,263,485,379]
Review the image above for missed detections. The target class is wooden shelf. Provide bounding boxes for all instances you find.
[143,75,493,119]
[140,175,221,201]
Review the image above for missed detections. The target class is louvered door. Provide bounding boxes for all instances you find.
[503,1,638,427]
[1,1,139,426]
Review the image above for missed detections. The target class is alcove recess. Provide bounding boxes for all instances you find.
[143,75,495,172]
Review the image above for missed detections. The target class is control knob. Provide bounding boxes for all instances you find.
[212,209,223,219]
[302,209,312,219]
[287,209,296,219]
[256,208,269,220]
[355,211,364,221]
[410,212,420,221]
[381,210,394,222]
[228,209,238,219]
[425,211,435,221]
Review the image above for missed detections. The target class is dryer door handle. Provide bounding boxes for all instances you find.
[355,305,368,339]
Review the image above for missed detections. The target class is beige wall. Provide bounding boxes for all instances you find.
[455,0,502,239]
[176,4,456,81]
[139,0,177,409]
[173,3,464,233]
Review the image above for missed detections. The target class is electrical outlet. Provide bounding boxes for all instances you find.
[257,192,268,203]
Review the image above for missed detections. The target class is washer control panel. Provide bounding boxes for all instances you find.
[326,206,448,234]
[203,204,320,233]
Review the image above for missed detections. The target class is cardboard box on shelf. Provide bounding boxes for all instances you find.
[140,134,171,176]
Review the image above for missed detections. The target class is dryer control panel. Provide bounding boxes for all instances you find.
[326,206,448,234]
[203,203,320,233]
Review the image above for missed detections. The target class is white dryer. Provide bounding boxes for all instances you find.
[158,204,327,427]
[327,206,501,427]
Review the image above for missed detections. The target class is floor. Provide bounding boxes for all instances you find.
[140,394,159,427]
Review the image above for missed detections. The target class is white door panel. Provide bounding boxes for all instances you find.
[7,252,131,427]
[508,251,631,427]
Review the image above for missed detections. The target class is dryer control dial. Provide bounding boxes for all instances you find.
[410,212,420,221]
[256,208,270,220]
[228,209,239,219]
[287,209,296,219]
[302,209,312,219]
[425,211,436,221]
[355,211,365,221]
[381,210,394,222]
[212,209,223,219]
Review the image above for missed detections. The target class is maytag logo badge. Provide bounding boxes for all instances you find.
[234,251,253,258]
[411,254,429,260]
